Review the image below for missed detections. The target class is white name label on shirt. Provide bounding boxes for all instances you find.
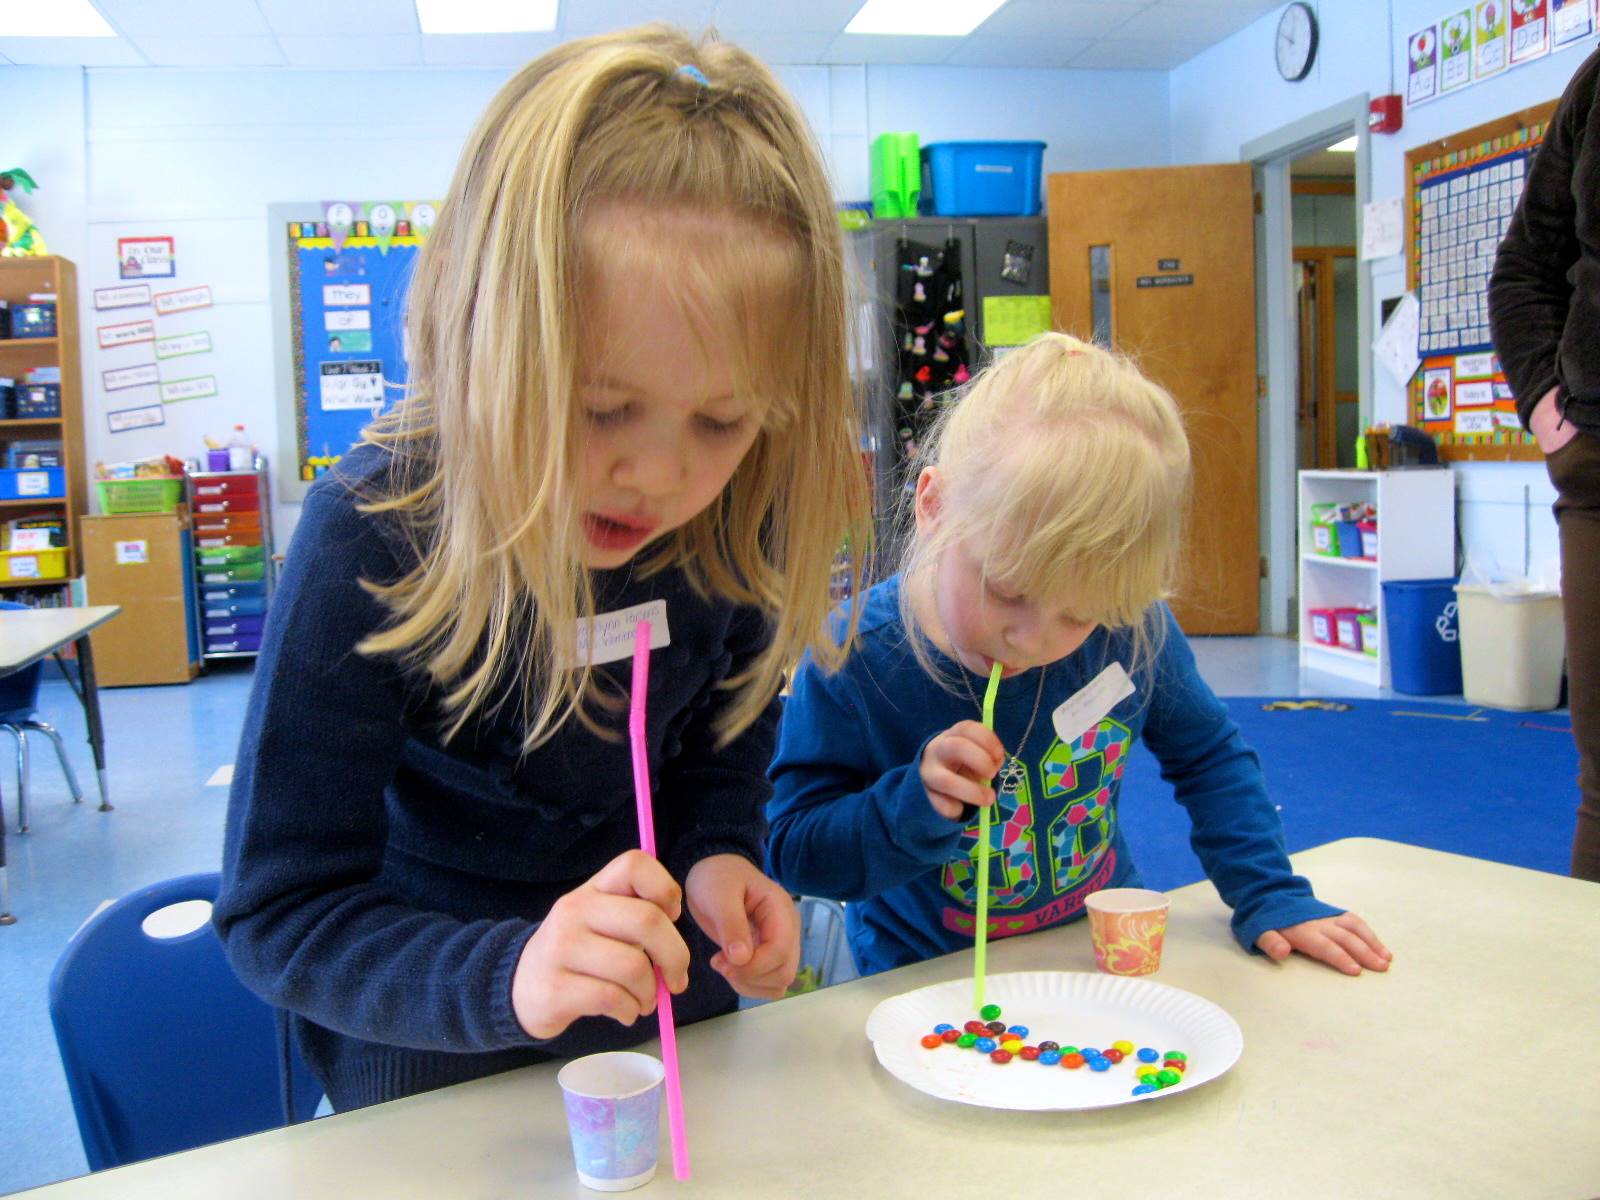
[1051,661,1135,745]
[568,598,671,667]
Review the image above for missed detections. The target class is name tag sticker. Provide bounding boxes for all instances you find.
[569,599,670,667]
[1051,662,1135,744]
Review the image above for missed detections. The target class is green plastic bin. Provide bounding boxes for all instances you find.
[97,476,184,514]
[871,132,921,219]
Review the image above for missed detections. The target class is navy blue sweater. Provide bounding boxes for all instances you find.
[767,577,1338,976]
[214,444,776,1111]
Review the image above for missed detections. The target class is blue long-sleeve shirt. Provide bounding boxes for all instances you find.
[767,576,1338,976]
[213,443,777,1111]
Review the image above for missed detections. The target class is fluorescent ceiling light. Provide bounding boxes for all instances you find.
[415,0,558,34]
[0,0,115,37]
[844,0,1010,37]
[1328,136,1359,153]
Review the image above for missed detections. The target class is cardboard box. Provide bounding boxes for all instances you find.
[81,510,200,686]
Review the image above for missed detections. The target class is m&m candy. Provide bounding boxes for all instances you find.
[1132,1084,1156,1096]
[979,1004,1003,1021]
[1112,1040,1135,1055]
[1059,1046,1079,1056]
[941,1029,961,1043]
[957,1033,977,1048]
[1137,1047,1160,1063]
[989,1048,1013,1064]
[934,1024,955,1034]
[1156,1069,1182,1087]
[1103,1048,1125,1064]
[1038,1041,1059,1052]
[1079,1047,1101,1058]
[1088,1057,1112,1072]
[1061,1053,1085,1068]
[1165,1051,1187,1061]
[985,1021,1007,1036]
[920,1034,943,1049]
[1001,1039,1023,1054]
[1007,1025,1029,1038]
[1039,1049,1062,1066]
[975,1037,998,1053]
[1136,1065,1159,1081]
[1019,1045,1041,1061]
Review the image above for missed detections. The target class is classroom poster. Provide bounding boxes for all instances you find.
[96,318,155,350]
[319,360,385,410]
[1408,23,1440,103]
[1551,0,1594,48]
[153,284,213,316]
[1422,366,1454,421]
[93,283,151,311]
[1440,10,1475,92]
[106,403,164,433]
[1475,0,1510,78]
[117,236,175,280]
[1510,0,1552,63]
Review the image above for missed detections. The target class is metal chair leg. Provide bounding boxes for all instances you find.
[29,720,83,804]
[13,727,29,835]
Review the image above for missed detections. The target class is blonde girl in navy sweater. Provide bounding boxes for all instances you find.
[215,26,868,1111]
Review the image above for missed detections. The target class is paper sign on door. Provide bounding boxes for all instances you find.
[115,540,149,565]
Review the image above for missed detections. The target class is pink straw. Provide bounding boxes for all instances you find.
[630,619,690,1181]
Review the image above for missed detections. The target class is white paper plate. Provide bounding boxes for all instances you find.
[865,971,1242,1111]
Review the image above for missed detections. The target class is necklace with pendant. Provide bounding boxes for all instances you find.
[960,665,1047,797]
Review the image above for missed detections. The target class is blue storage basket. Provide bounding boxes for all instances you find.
[920,141,1046,217]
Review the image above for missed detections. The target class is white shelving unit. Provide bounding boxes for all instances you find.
[1297,469,1456,687]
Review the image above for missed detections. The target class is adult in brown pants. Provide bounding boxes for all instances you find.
[1490,46,1600,881]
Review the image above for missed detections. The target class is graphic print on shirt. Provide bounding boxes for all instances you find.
[941,756,1039,911]
[1042,716,1130,894]
[940,717,1132,940]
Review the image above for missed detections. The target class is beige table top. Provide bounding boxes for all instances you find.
[23,839,1600,1199]
[0,606,119,675]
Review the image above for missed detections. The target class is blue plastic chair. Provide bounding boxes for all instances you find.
[0,599,83,833]
[48,873,323,1171]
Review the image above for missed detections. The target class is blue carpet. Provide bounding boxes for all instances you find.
[1116,698,1577,892]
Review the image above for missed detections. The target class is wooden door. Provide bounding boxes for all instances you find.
[1047,164,1259,635]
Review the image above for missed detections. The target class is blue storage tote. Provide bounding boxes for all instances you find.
[0,466,64,500]
[203,596,266,618]
[1383,578,1463,695]
[920,141,1046,217]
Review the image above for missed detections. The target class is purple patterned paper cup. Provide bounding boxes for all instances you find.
[557,1052,664,1192]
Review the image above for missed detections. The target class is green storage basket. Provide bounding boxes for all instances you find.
[199,560,265,583]
[195,543,265,567]
[871,132,921,219]
[97,476,184,514]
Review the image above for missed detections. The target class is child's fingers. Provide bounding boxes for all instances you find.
[1335,911,1392,961]
[583,894,692,992]
[558,970,646,1027]
[927,790,966,820]
[589,849,683,921]
[945,722,1006,770]
[1326,923,1389,972]
[1256,929,1292,962]
[924,764,994,810]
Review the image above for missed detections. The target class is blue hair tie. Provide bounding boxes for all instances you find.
[676,64,709,87]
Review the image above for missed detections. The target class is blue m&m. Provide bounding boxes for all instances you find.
[1137,1047,1160,1063]
[975,1037,998,1053]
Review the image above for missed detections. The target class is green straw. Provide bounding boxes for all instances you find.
[975,661,1003,1010]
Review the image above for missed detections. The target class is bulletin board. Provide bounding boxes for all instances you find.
[285,225,422,482]
[1406,100,1557,461]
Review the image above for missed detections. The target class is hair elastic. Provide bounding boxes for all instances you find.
[676,63,709,86]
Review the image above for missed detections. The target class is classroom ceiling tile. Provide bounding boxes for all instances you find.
[127,34,288,67]
[1114,3,1261,43]
[277,33,424,67]
[559,1,718,38]
[94,0,271,37]
[255,0,421,36]
[420,31,562,65]
[1066,37,1202,70]
[973,0,1146,40]
[822,33,959,64]
[0,36,147,65]
[944,34,1096,68]
[713,29,840,63]
[707,0,866,34]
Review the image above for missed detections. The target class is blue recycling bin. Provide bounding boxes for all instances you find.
[1383,578,1463,695]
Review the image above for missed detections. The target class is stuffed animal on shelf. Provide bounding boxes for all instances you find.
[0,170,47,257]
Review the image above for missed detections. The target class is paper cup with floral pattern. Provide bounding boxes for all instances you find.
[1084,887,1170,976]
[557,1051,664,1192]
